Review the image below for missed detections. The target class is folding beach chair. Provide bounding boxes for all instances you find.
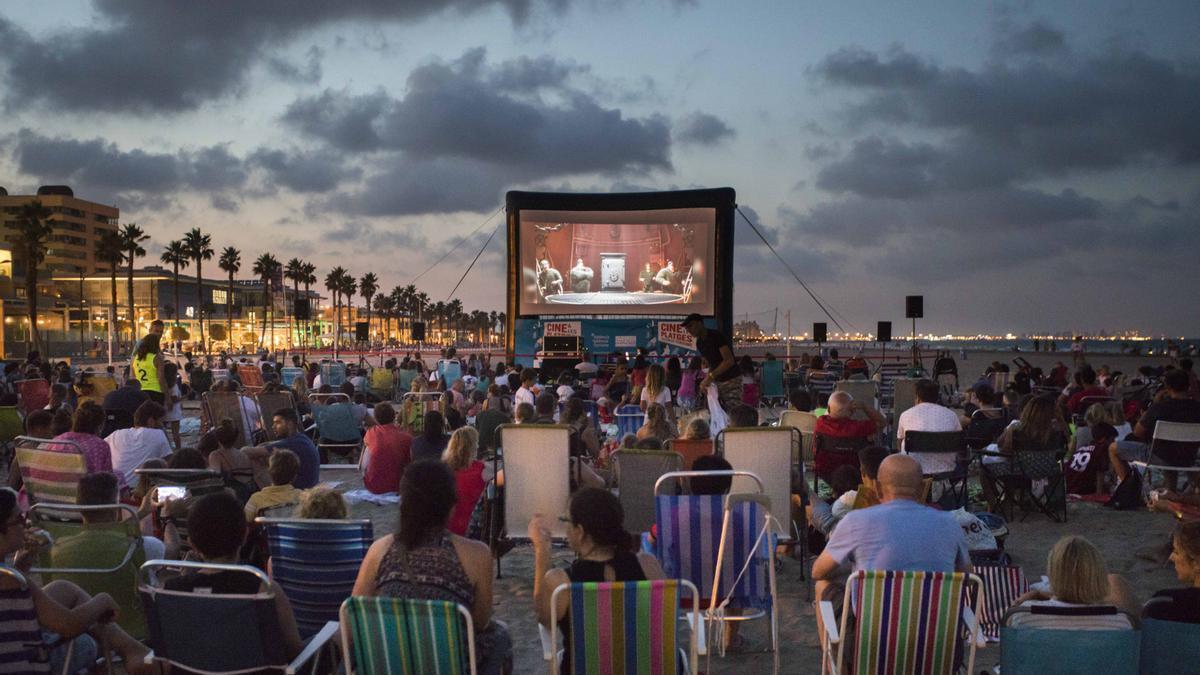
[496,424,572,575]
[818,570,984,675]
[32,503,147,639]
[653,471,773,659]
[835,380,878,410]
[979,434,1068,522]
[1139,615,1200,675]
[760,359,786,406]
[320,361,347,387]
[615,450,682,535]
[890,377,919,420]
[665,438,714,471]
[237,363,266,395]
[778,410,818,463]
[1133,421,1200,491]
[279,366,305,388]
[101,406,135,438]
[874,361,909,410]
[204,391,251,447]
[256,391,298,441]
[616,404,644,439]
[257,517,373,639]
[0,406,23,466]
[139,560,337,675]
[999,605,1138,675]
[547,580,701,675]
[340,596,476,675]
[989,371,1010,392]
[14,379,50,417]
[311,402,363,463]
[965,408,1008,450]
[807,372,839,399]
[76,373,118,408]
[368,367,394,400]
[970,563,1028,642]
[15,436,87,505]
[400,391,442,433]
[812,433,870,492]
[438,359,463,387]
[0,565,108,675]
[473,408,509,453]
[716,427,800,541]
[904,431,969,509]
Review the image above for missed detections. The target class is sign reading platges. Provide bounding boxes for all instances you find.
[658,322,696,350]
[543,321,582,337]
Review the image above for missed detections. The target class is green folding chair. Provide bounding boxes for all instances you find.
[339,596,477,675]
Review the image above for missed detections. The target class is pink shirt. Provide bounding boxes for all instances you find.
[51,432,124,487]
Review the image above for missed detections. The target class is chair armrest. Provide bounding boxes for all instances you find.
[819,600,840,645]
[286,621,339,675]
[539,623,553,661]
[962,606,986,648]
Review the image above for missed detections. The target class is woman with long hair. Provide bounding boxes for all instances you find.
[639,363,673,420]
[1144,521,1200,623]
[1009,535,1138,629]
[636,402,675,444]
[353,461,512,674]
[561,396,600,457]
[442,427,489,536]
[665,356,682,399]
[530,488,665,675]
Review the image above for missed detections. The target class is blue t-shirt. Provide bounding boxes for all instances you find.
[269,432,321,489]
[823,499,969,574]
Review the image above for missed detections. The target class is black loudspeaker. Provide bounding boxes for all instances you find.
[813,322,827,344]
[293,299,310,320]
[905,295,924,319]
[355,322,369,341]
[411,321,426,342]
[877,321,892,342]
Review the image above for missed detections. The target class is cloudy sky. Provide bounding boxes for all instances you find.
[1,1,1197,335]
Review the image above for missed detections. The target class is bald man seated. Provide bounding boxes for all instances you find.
[813,390,888,479]
[812,454,970,605]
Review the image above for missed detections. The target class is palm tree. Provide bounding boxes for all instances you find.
[118,223,149,350]
[252,253,280,349]
[182,228,214,353]
[159,240,190,339]
[338,272,357,347]
[448,299,464,345]
[358,272,378,344]
[284,258,305,349]
[96,231,124,354]
[300,262,316,348]
[218,247,241,348]
[374,294,395,344]
[324,267,346,350]
[13,201,53,355]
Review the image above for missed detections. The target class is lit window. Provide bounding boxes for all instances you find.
[212,289,227,305]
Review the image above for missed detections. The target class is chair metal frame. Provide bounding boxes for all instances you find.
[1132,420,1200,490]
[139,559,337,675]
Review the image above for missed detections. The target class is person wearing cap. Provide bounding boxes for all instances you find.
[682,314,740,412]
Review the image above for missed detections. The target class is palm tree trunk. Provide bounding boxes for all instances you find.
[25,262,41,356]
[195,260,205,354]
[261,282,270,349]
[109,269,118,361]
[172,264,181,342]
[126,263,135,352]
[226,274,234,351]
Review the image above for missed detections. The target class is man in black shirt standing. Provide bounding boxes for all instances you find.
[682,313,740,412]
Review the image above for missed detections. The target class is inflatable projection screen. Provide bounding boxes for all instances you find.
[506,188,736,324]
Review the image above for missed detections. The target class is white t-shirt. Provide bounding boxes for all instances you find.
[556,385,576,402]
[105,427,173,485]
[515,386,536,408]
[640,386,673,423]
[897,402,964,474]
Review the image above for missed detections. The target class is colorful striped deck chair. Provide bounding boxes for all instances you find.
[14,379,50,417]
[971,563,1028,642]
[339,596,477,675]
[615,404,644,439]
[401,392,442,433]
[320,361,347,387]
[15,436,87,505]
[874,362,910,410]
[203,391,250,447]
[256,391,297,441]
[548,579,700,675]
[257,518,373,638]
[279,366,305,388]
[237,363,265,395]
[140,560,337,675]
[820,570,983,675]
[807,372,840,398]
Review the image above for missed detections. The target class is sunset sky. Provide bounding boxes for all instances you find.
[2,1,1197,335]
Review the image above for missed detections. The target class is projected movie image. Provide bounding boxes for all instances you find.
[518,208,715,316]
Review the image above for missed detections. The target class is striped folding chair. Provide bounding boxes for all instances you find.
[15,379,50,417]
[339,596,476,675]
[616,404,644,439]
[971,563,1028,642]
[203,391,251,447]
[653,471,773,661]
[819,570,983,675]
[15,436,87,505]
[256,391,298,441]
[279,367,306,388]
[320,362,347,388]
[548,579,700,675]
[257,518,373,639]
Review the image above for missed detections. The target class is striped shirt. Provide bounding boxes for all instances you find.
[0,587,50,673]
[1009,599,1133,631]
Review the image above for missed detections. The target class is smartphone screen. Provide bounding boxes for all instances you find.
[155,486,188,502]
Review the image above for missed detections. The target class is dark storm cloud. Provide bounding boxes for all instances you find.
[993,21,1066,56]
[320,156,508,217]
[675,112,735,146]
[281,90,391,152]
[320,219,427,249]
[816,137,940,199]
[248,148,362,193]
[0,0,601,114]
[10,129,247,197]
